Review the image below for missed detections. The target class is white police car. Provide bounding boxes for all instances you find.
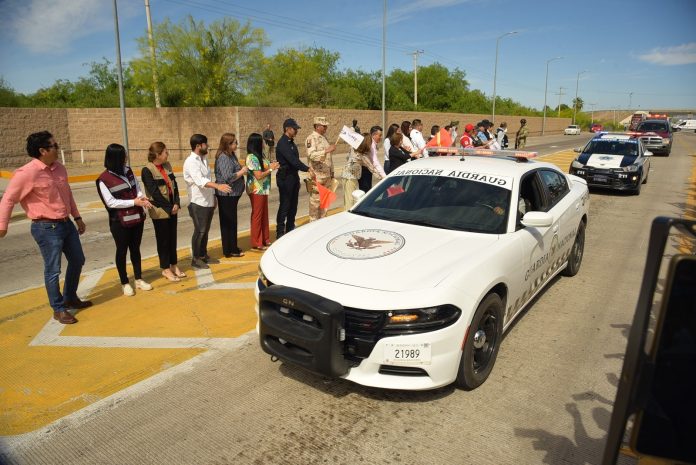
[256,149,589,390]
[569,132,651,194]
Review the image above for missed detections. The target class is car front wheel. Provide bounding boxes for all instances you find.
[455,293,503,390]
[562,221,585,277]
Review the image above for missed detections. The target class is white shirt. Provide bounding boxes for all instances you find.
[183,152,215,207]
[98,168,144,209]
[383,137,391,160]
[409,129,427,157]
[370,140,386,177]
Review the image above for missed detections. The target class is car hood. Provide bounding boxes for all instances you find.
[269,213,499,292]
[579,152,637,168]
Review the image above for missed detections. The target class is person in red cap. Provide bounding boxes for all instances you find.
[460,124,476,148]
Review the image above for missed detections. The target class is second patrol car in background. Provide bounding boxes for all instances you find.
[255,150,589,391]
[569,133,651,195]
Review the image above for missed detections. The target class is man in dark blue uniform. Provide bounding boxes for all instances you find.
[275,118,309,239]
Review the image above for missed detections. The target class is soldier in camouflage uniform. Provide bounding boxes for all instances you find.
[305,116,337,221]
[515,118,529,149]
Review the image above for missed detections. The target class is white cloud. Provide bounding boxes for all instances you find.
[362,0,471,28]
[638,43,696,66]
[8,0,111,53]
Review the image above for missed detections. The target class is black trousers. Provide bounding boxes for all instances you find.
[276,173,300,235]
[188,203,215,259]
[109,220,144,284]
[358,167,372,192]
[152,216,178,269]
[217,195,241,255]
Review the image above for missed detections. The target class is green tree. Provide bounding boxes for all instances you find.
[252,46,339,108]
[0,77,29,107]
[131,16,268,107]
[28,59,147,108]
[572,97,584,112]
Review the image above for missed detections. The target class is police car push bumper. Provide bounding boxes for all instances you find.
[257,283,466,390]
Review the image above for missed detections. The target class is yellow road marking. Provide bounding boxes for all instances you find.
[538,149,577,173]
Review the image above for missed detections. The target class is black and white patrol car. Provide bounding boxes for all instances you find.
[569,133,652,195]
[256,149,589,390]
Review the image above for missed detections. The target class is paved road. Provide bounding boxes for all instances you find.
[2,132,694,465]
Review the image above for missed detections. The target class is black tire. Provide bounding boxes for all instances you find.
[455,293,503,390]
[562,221,585,277]
[632,181,642,195]
[642,168,648,184]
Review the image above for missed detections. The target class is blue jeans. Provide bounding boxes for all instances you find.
[30,221,85,312]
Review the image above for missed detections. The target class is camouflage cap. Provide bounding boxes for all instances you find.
[313,116,329,126]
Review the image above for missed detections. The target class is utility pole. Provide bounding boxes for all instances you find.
[555,86,566,117]
[409,49,424,108]
[589,103,596,124]
[628,92,633,111]
[144,0,161,108]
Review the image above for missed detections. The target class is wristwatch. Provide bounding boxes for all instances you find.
[74,216,82,222]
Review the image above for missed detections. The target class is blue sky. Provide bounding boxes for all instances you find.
[1,0,695,111]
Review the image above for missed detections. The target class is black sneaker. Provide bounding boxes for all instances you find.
[191,258,209,269]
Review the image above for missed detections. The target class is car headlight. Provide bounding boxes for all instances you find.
[384,305,461,332]
[662,138,671,144]
[258,266,272,288]
[571,160,584,169]
[620,164,640,172]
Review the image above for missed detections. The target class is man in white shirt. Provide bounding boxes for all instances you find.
[410,119,428,158]
[183,134,231,269]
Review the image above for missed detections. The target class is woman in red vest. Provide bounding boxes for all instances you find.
[96,144,154,296]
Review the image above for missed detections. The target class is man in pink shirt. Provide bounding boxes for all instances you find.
[0,131,91,324]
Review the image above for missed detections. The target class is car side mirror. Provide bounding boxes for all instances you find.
[573,148,582,153]
[521,211,554,228]
[351,190,366,202]
[644,150,653,157]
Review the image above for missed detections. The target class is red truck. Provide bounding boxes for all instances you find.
[633,119,673,156]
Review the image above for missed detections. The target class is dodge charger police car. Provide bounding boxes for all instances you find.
[569,132,651,195]
[256,150,589,390]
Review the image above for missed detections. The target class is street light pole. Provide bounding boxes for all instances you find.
[542,56,563,136]
[144,0,161,108]
[381,0,386,133]
[573,70,587,124]
[628,92,633,111]
[112,0,129,159]
[492,31,517,124]
[410,49,424,108]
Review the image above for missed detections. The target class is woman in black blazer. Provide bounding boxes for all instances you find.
[388,132,423,171]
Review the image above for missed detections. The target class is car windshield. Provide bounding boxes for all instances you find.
[638,122,668,132]
[585,140,638,157]
[350,175,510,234]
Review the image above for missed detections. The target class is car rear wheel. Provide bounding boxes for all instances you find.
[562,221,585,277]
[455,293,503,390]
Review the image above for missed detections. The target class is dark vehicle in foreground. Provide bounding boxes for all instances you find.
[634,119,673,156]
[569,132,652,195]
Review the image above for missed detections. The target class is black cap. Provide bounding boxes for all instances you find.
[481,119,492,127]
[477,121,485,127]
[283,118,301,129]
